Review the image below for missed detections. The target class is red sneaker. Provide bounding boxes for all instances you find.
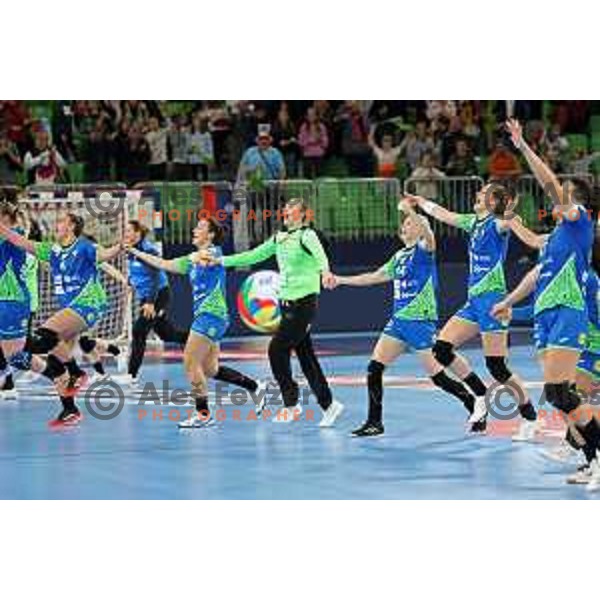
[63,372,89,398]
[48,409,83,429]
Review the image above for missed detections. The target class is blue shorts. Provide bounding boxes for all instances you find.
[455,291,507,333]
[67,301,107,329]
[534,307,587,353]
[0,302,29,340]
[577,351,600,381]
[191,313,229,344]
[382,318,436,352]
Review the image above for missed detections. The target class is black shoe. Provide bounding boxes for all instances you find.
[351,421,384,437]
[468,418,487,434]
[1,374,15,391]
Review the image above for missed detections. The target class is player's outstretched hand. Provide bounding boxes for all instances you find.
[505,118,523,148]
[322,271,336,289]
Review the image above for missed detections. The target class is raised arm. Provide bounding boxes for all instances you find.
[407,194,462,228]
[99,262,128,286]
[506,118,565,207]
[334,267,391,287]
[221,237,277,269]
[507,216,547,250]
[97,242,123,263]
[128,246,187,275]
[0,222,36,255]
[399,198,435,251]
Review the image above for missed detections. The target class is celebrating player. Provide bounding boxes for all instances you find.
[205,198,344,427]
[128,217,265,428]
[411,184,539,439]
[0,212,122,426]
[331,199,478,436]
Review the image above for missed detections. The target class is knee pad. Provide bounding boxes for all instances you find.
[432,340,455,367]
[544,382,581,414]
[485,356,512,384]
[25,327,59,355]
[79,336,97,354]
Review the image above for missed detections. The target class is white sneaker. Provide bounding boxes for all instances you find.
[178,412,213,428]
[254,380,269,415]
[272,404,303,423]
[512,419,538,442]
[468,396,488,424]
[88,372,110,385]
[586,456,600,492]
[540,440,578,463]
[319,399,344,428]
[566,464,593,485]
[1,388,18,400]
[111,374,138,387]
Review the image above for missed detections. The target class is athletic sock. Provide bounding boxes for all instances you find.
[214,366,258,392]
[194,395,209,416]
[64,359,85,378]
[60,395,77,412]
[367,361,385,424]
[106,344,120,357]
[463,372,487,397]
[2,372,15,391]
[583,442,597,464]
[576,419,600,451]
[431,370,475,414]
[92,362,106,375]
[518,401,537,421]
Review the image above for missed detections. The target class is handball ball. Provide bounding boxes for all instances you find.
[237,270,281,333]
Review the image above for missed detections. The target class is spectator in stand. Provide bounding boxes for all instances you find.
[401,121,434,170]
[543,122,569,156]
[168,115,190,181]
[114,119,131,182]
[145,116,168,180]
[543,147,566,174]
[433,116,454,167]
[0,130,23,185]
[445,138,478,176]
[24,129,67,185]
[187,116,214,181]
[409,151,445,199]
[298,107,329,179]
[272,103,299,178]
[338,101,372,176]
[85,116,113,182]
[237,127,285,187]
[368,125,401,178]
[0,101,30,154]
[569,148,600,174]
[121,123,150,185]
[487,140,522,180]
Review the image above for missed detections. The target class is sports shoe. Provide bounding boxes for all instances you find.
[63,372,89,397]
[178,411,213,428]
[351,421,384,437]
[112,373,138,387]
[586,456,600,492]
[319,399,344,428]
[48,408,82,428]
[272,404,303,423]
[566,463,592,485]
[0,388,18,400]
[512,419,538,442]
[540,440,578,463]
[88,372,110,385]
[254,380,269,416]
[468,396,488,424]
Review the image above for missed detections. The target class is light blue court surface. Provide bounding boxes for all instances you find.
[0,333,597,500]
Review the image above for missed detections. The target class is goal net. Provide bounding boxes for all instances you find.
[19,185,132,347]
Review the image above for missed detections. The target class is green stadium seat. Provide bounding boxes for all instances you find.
[566,134,589,155]
[590,115,600,133]
[591,133,600,152]
[67,162,85,183]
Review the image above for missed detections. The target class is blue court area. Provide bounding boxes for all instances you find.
[0,332,597,499]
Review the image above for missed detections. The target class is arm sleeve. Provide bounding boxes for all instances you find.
[302,229,330,271]
[222,238,276,268]
[455,213,477,231]
[34,241,52,262]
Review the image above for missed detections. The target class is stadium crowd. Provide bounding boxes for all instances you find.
[1,100,599,188]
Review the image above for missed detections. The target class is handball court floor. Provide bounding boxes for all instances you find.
[0,331,597,500]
